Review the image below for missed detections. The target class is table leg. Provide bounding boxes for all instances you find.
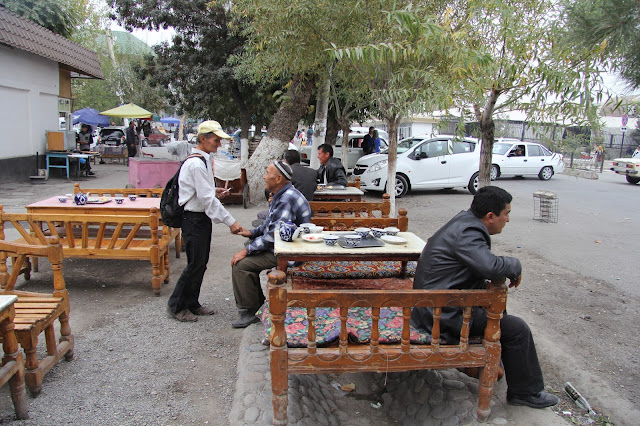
[1,307,29,419]
[276,258,288,275]
[400,260,408,278]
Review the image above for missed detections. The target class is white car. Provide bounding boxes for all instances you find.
[610,157,640,184]
[353,135,481,197]
[490,139,565,181]
[299,129,389,170]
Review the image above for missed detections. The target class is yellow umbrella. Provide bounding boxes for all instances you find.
[100,103,152,118]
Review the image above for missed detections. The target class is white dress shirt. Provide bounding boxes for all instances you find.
[178,148,236,226]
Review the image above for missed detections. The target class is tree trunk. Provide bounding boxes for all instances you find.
[245,76,315,202]
[325,113,339,145]
[310,74,331,169]
[477,88,502,188]
[385,117,400,216]
[230,80,252,161]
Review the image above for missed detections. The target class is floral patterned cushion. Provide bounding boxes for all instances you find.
[288,261,417,280]
[258,301,434,348]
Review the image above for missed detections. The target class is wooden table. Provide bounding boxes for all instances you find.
[26,196,160,216]
[274,231,425,277]
[0,295,28,419]
[313,186,364,202]
[46,152,99,180]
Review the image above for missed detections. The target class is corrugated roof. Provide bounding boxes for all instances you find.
[0,6,104,79]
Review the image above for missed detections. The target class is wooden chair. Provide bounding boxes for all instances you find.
[0,237,73,396]
[0,294,28,419]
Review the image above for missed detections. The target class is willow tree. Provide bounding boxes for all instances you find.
[331,4,489,213]
[443,0,605,186]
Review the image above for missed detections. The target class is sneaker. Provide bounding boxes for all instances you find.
[167,307,198,322]
[191,305,215,316]
[88,171,95,176]
[507,391,559,408]
[232,312,260,328]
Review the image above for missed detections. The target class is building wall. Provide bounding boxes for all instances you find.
[0,46,60,179]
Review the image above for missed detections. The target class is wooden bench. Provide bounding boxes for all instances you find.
[309,194,408,231]
[0,238,73,397]
[0,208,172,296]
[0,294,28,419]
[266,270,507,424]
[96,144,128,164]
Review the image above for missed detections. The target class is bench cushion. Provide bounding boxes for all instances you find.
[293,277,412,290]
[258,302,454,347]
[289,260,417,280]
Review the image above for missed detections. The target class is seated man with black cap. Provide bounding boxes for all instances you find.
[230,160,311,328]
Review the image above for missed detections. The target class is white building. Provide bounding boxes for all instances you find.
[0,7,104,181]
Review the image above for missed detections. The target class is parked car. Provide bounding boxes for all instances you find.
[610,157,640,184]
[98,126,126,146]
[142,129,168,147]
[353,135,480,197]
[490,139,565,181]
[299,128,389,170]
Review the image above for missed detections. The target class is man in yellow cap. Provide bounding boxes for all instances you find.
[168,120,243,322]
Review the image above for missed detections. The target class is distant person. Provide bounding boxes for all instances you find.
[306,127,314,146]
[126,121,138,158]
[362,126,375,155]
[316,143,348,186]
[411,186,558,409]
[284,149,317,201]
[372,129,381,153]
[76,124,95,176]
[142,121,152,138]
[167,120,243,322]
[633,145,640,159]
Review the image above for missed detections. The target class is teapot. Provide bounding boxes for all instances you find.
[277,221,299,242]
[74,192,87,206]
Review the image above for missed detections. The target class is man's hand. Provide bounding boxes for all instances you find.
[509,274,522,288]
[238,227,252,237]
[229,222,242,234]
[216,187,231,198]
[231,248,248,266]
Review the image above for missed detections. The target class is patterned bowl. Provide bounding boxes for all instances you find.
[354,227,370,238]
[371,228,386,238]
[344,235,362,247]
[128,195,137,201]
[384,227,399,236]
[115,198,124,204]
[323,235,339,246]
[58,197,68,203]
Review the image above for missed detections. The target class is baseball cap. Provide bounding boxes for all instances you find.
[198,120,231,139]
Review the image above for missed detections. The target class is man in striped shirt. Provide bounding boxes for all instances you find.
[231,160,311,328]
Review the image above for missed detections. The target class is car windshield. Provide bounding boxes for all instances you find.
[101,129,123,138]
[492,143,513,155]
[381,138,423,154]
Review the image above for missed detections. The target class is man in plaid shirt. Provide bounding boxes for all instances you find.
[231,160,311,328]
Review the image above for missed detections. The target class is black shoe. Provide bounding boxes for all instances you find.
[232,312,260,328]
[88,171,95,176]
[507,391,559,408]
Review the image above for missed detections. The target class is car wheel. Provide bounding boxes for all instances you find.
[490,165,499,180]
[626,175,640,185]
[395,174,409,198]
[468,172,479,194]
[142,139,148,147]
[538,166,553,180]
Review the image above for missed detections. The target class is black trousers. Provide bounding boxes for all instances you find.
[471,313,544,397]
[167,212,211,314]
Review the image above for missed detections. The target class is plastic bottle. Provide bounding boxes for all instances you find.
[564,382,595,415]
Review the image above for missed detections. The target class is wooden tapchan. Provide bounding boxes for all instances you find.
[0,294,29,419]
[266,270,508,424]
[0,206,172,295]
[0,237,73,397]
[309,194,408,231]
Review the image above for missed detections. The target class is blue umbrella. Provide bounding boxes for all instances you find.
[159,117,181,124]
[72,108,110,127]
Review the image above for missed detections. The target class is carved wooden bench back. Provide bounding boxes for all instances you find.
[309,192,390,218]
[74,184,164,198]
[266,270,508,424]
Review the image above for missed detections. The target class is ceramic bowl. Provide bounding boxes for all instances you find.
[58,196,68,203]
[299,223,314,234]
[115,197,124,204]
[384,227,400,236]
[344,235,362,247]
[323,235,339,246]
[354,227,370,238]
[309,225,324,234]
[65,193,73,198]
[128,195,137,201]
[371,227,386,238]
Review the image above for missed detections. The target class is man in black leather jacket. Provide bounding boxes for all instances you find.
[316,144,347,186]
[284,149,317,201]
[411,186,558,409]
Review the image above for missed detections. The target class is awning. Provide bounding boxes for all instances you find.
[100,103,152,118]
